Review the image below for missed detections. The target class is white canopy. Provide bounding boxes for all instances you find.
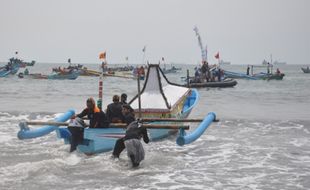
[130,64,189,110]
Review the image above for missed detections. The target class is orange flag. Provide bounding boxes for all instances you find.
[99,51,106,60]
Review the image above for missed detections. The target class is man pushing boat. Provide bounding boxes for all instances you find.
[112,104,149,167]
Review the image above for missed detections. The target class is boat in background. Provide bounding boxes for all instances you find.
[185,78,237,88]
[8,57,35,68]
[47,71,79,80]
[224,65,284,80]
[161,65,182,74]
[0,59,20,77]
[18,71,79,80]
[301,67,310,73]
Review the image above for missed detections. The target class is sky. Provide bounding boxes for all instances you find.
[0,0,309,65]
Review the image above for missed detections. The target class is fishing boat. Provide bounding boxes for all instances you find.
[224,65,285,80]
[80,68,101,76]
[18,64,216,155]
[47,71,79,80]
[18,71,79,80]
[184,78,237,88]
[0,62,19,77]
[301,67,310,73]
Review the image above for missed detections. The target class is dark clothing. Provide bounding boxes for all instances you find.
[112,138,125,158]
[217,69,221,82]
[123,112,135,125]
[77,108,109,128]
[201,63,208,74]
[106,102,123,123]
[112,112,136,157]
[68,126,84,152]
[124,126,149,143]
[124,122,149,167]
[69,108,109,152]
[112,121,149,158]
[121,100,127,105]
[246,67,250,75]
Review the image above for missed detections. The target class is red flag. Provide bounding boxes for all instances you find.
[99,51,106,60]
[215,52,220,59]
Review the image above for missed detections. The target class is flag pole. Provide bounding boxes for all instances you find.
[98,52,106,111]
[142,46,146,65]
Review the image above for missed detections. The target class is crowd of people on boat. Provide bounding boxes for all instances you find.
[68,94,149,167]
[133,66,146,77]
[191,61,224,83]
[52,65,80,75]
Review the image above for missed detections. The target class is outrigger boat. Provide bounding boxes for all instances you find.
[18,71,79,80]
[224,65,285,80]
[17,64,216,154]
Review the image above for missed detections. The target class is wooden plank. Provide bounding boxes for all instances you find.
[140,118,203,122]
[25,121,190,130]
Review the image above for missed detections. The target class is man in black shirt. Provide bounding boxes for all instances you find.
[112,104,139,159]
[106,95,123,123]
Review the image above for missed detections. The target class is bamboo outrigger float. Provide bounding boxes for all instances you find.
[17,64,216,154]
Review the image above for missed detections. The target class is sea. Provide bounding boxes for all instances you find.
[0,63,309,190]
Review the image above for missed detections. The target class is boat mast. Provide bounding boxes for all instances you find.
[193,26,207,63]
[98,51,106,111]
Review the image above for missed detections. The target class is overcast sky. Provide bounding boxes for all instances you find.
[0,0,309,65]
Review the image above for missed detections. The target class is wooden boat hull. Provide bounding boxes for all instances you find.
[263,73,285,80]
[56,89,199,154]
[47,72,79,80]
[186,79,237,88]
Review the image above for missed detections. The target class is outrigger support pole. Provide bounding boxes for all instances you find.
[176,112,216,146]
[22,121,190,130]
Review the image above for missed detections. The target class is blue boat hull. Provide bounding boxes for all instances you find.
[56,89,199,154]
[18,110,75,139]
[224,70,284,80]
[47,72,79,80]
[0,66,19,77]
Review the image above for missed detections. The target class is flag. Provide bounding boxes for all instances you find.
[142,46,146,52]
[99,51,106,60]
[215,52,220,59]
